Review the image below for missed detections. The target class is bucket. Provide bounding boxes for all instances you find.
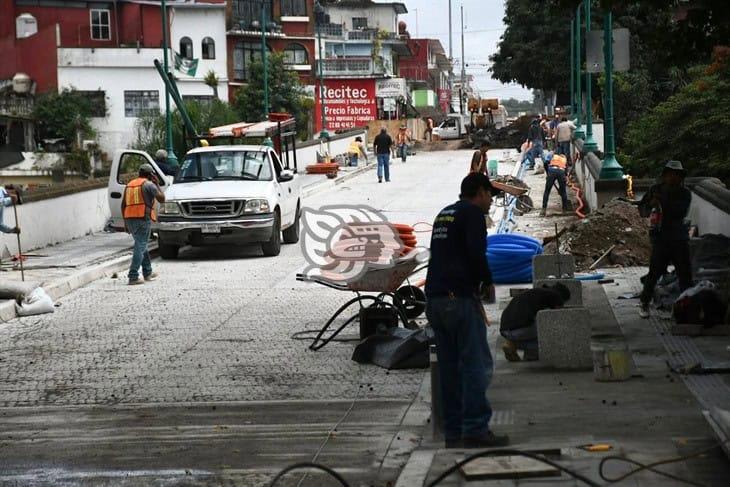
[591,334,633,382]
[487,159,498,177]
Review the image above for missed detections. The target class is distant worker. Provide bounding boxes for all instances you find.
[396,124,411,163]
[154,149,178,177]
[122,164,165,285]
[0,186,20,234]
[425,117,434,141]
[548,114,560,150]
[638,161,693,318]
[540,152,571,217]
[555,117,576,158]
[469,141,490,174]
[347,136,368,167]
[373,127,393,183]
[500,283,571,361]
[426,173,508,449]
[524,118,543,169]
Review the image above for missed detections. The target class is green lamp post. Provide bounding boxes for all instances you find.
[570,16,576,118]
[160,0,178,166]
[573,4,585,140]
[582,0,598,152]
[599,9,623,179]
[260,0,269,119]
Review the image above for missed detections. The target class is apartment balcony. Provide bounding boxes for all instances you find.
[318,57,389,77]
[0,96,34,119]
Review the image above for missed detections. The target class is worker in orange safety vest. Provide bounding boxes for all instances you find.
[539,152,571,217]
[122,163,165,285]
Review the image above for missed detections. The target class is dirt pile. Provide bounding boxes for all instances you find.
[544,199,651,270]
[487,115,533,150]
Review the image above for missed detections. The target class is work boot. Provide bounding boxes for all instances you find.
[502,340,521,362]
[639,302,650,319]
[128,278,144,286]
[539,208,547,217]
[378,178,383,183]
[144,272,159,282]
[462,431,510,449]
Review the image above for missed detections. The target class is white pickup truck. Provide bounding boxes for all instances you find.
[107,145,302,259]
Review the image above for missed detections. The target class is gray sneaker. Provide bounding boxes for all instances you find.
[128,278,144,286]
[639,303,650,319]
[144,272,159,282]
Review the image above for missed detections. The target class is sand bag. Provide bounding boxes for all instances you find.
[15,287,55,317]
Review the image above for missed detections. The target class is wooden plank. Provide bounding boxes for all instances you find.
[459,455,561,480]
[671,324,730,337]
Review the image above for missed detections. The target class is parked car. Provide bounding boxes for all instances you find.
[107,145,302,258]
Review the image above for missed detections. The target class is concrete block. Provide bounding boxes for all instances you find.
[537,308,592,369]
[532,254,575,281]
[533,279,583,307]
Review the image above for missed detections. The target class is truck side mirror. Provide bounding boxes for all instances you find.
[279,169,294,182]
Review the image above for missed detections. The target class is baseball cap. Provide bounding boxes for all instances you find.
[139,163,155,175]
[460,172,499,198]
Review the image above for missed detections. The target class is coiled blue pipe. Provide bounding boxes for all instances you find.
[487,233,543,284]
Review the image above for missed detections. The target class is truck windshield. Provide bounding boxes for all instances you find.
[176,151,273,182]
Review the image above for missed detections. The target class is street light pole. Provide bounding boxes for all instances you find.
[570,15,575,118]
[261,0,269,119]
[574,4,585,139]
[314,1,329,140]
[160,0,178,166]
[583,0,598,152]
[599,9,623,179]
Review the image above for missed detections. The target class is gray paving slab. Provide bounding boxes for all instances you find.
[537,307,593,369]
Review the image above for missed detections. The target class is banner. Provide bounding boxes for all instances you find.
[376,78,406,99]
[174,51,199,77]
[315,79,376,132]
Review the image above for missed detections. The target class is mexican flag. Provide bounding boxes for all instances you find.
[174,51,199,77]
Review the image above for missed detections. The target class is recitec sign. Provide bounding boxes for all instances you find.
[315,79,376,132]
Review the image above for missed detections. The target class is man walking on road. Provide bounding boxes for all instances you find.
[425,173,509,449]
[638,161,693,318]
[0,186,21,235]
[373,127,393,183]
[122,164,165,285]
[555,117,576,157]
[540,152,571,216]
[396,124,411,162]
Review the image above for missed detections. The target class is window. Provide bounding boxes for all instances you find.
[178,151,272,182]
[180,36,193,59]
[90,9,110,40]
[232,0,272,30]
[73,90,106,117]
[124,90,160,118]
[117,153,155,184]
[352,17,368,30]
[283,43,308,65]
[202,37,215,59]
[280,0,306,16]
[233,42,271,81]
[182,95,215,106]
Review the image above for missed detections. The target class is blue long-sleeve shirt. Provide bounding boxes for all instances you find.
[425,199,492,297]
[0,188,15,233]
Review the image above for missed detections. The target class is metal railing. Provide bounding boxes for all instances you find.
[0,96,33,118]
[319,57,379,76]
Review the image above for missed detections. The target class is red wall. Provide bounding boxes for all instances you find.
[0,24,58,93]
[399,39,430,81]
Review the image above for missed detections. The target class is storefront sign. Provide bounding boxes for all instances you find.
[375,78,407,99]
[438,88,452,112]
[315,79,376,132]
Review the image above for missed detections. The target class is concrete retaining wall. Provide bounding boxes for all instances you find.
[0,187,110,255]
[297,129,369,166]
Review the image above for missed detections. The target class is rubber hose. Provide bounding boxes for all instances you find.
[487,233,543,284]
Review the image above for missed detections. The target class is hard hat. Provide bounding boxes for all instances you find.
[663,160,685,173]
[139,163,155,175]
[199,139,209,147]
[155,149,168,160]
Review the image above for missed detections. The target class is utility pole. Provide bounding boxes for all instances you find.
[448,0,453,61]
[261,0,269,119]
[160,0,177,166]
[460,4,465,113]
[583,0,598,152]
[570,15,575,118]
[599,9,623,179]
[574,4,585,139]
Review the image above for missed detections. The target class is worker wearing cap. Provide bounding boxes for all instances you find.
[395,124,411,163]
[154,149,177,177]
[638,160,693,318]
[122,164,165,285]
[0,186,20,235]
[347,136,368,167]
[539,152,571,216]
[425,173,509,450]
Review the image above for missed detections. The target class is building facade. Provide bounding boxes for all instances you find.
[1,0,229,155]
[399,37,451,114]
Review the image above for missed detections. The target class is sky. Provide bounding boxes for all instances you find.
[399,0,534,101]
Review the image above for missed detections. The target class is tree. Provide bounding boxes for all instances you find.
[621,47,730,183]
[33,88,97,147]
[233,53,309,137]
[500,97,539,115]
[489,0,572,94]
[204,70,220,99]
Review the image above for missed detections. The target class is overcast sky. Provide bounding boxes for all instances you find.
[399,0,534,101]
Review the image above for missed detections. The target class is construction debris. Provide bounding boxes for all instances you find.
[544,199,651,270]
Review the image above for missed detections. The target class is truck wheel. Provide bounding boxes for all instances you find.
[262,210,281,256]
[282,204,300,244]
[159,243,179,260]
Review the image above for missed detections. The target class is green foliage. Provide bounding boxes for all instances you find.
[62,149,92,175]
[233,53,309,137]
[33,88,98,146]
[133,99,239,158]
[489,0,571,92]
[501,97,539,115]
[622,51,730,182]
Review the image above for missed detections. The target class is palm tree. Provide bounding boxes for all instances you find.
[204,70,219,99]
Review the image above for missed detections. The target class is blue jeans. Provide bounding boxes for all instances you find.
[398,143,407,162]
[126,218,153,281]
[427,295,493,440]
[543,167,570,210]
[556,141,571,157]
[377,154,390,181]
[525,140,543,167]
[349,154,359,167]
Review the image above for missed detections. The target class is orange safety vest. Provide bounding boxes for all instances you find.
[549,154,567,170]
[123,177,157,221]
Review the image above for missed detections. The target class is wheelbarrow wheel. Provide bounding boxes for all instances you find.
[394,285,426,319]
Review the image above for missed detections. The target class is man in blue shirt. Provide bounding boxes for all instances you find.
[425,173,509,449]
[0,186,20,235]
